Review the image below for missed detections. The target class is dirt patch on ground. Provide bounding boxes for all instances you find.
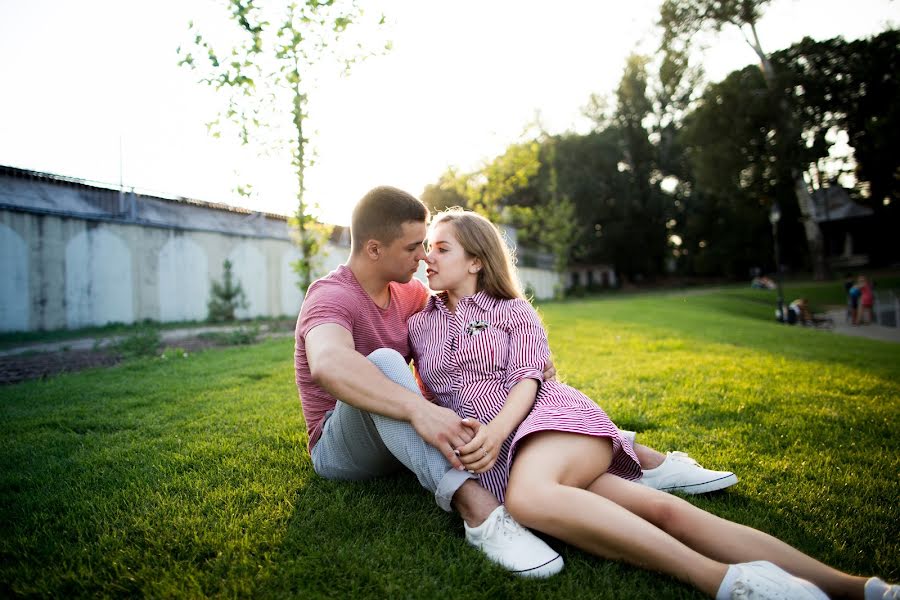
[0,349,122,385]
[0,329,293,386]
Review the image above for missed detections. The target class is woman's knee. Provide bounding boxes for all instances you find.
[506,480,556,527]
[643,494,695,540]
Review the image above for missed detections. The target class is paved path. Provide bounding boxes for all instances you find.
[0,324,293,358]
[821,309,900,344]
[2,306,898,360]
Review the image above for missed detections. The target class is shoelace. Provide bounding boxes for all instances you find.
[498,510,524,541]
[730,579,788,600]
[669,451,701,466]
[730,580,751,599]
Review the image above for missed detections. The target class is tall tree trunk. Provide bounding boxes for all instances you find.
[793,171,828,279]
[749,22,828,280]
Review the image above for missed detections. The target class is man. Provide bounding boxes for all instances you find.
[295,186,736,577]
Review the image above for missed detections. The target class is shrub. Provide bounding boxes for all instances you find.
[208,260,248,322]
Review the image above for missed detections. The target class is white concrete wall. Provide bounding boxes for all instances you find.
[518,266,563,300]
[0,223,29,331]
[280,248,304,317]
[159,235,208,322]
[229,242,268,319]
[65,228,134,328]
[0,209,562,332]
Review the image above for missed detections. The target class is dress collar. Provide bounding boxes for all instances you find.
[424,290,501,315]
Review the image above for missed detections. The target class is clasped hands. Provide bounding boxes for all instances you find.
[454,418,502,474]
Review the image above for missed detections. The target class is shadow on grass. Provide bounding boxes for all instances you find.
[261,466,895,599]
[261,473,708,599]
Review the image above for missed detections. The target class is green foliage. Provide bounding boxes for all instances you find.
[178,0,384,292]
[111,327,162,358]
[208,260,248,322]
[420,170,470,214]
[1,293,898,597]
[201,323,261,346]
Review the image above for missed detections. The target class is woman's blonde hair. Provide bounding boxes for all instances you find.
[431,208,523,300]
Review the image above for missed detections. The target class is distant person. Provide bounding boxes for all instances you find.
[788,298,812,325]
[751,276,776,290]
[410,208,898,600]
[856,276,875,325]
[848,280,863,325]
[844,273,857,323]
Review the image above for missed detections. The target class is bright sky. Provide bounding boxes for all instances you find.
[1,0,897,225]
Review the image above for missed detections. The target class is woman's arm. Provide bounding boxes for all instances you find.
[456,377,538,473]
[457,299,549,472]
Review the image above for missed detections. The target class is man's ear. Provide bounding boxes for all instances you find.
[365,239,381,261]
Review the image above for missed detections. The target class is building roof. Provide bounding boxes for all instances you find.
[0,164,294,240]
[810,186,875,223]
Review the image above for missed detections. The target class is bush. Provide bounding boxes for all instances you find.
[112,328,161,358]
[208,260,248,322]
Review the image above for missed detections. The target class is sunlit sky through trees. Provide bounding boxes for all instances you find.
[1,0,897,224]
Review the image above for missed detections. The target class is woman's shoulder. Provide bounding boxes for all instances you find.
[409,295,442,329]
[495,296,538,317]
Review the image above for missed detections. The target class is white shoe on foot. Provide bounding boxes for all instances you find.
[717,561,828,600]
[464,506,563,578]
[640,451,738,494]
[866,577,900,600]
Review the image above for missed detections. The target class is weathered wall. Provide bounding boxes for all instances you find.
[0,210,321,331]
[0,207,562,332]
[0,167,563,332]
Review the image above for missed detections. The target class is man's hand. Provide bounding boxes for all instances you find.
[542,357,556,381]
[456,418,503,473]
[409,402,475,471]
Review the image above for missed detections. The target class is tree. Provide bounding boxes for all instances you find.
[775,31,900,265]
[208,260,248,321]
[420,169,470,214]
[178,0,387,292]
[680,31,900,273]
[660,0,829,279]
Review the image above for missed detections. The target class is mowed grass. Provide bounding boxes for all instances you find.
[1,289,898,598]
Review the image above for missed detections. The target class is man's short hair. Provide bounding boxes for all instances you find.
[350,186,429,253]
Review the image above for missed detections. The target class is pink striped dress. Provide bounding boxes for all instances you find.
[409,291,641,503]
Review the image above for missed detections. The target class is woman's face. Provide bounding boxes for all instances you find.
[424,221,479,292]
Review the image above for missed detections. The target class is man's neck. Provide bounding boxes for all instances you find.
[346,256,392,308]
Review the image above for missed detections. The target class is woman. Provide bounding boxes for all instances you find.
[408,208,896,600]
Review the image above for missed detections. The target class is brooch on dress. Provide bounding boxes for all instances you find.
[466,320,490,336]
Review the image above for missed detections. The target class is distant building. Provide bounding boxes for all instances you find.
[810,186,875,269]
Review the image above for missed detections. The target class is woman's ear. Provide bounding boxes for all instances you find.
[469,258,482,274]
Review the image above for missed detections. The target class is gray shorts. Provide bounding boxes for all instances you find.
[310,348,474,512]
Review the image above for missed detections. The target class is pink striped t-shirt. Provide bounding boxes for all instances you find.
[409,291,641,503]
[295,265,430,452]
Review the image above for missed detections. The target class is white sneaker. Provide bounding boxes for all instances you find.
[464,506,563,578]
[866,577,900,600]
[717,561,828,600]
[640,451,738,494]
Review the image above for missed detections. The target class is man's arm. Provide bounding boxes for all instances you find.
[305,323,472,470]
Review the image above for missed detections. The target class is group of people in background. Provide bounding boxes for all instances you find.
[846,274,875,325]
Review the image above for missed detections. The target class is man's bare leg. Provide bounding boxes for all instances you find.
[633,442,666,469]
[452,479,500,526]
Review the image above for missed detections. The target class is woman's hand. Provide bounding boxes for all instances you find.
[456,418,504,474]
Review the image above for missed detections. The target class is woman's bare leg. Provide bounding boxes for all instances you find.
[587,471,868,599]
[506,431,728,596]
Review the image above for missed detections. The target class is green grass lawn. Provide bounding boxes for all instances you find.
[1,289,898,598]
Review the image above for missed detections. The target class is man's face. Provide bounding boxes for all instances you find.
[378,220,428,283]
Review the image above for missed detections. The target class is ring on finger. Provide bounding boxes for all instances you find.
[481,447,488,458]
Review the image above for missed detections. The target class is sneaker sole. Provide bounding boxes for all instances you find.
[658,473,739,495]
[514,554,564,578]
